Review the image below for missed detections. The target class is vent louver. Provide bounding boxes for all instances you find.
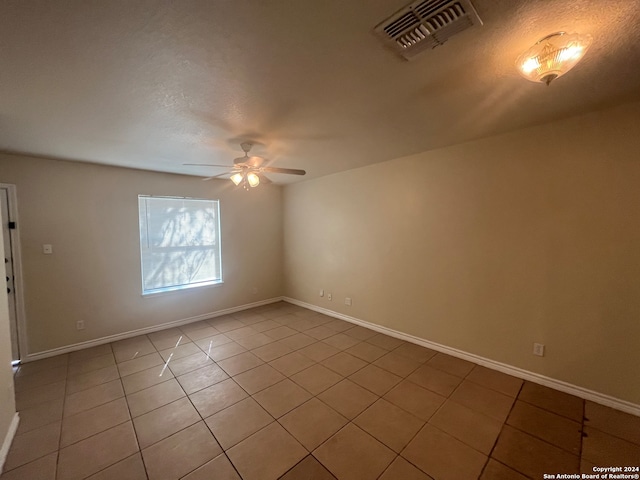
[374,0,482,60]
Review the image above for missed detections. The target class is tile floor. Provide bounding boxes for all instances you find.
[2,302,639,479]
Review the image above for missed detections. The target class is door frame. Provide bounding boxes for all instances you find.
[0,183,28,361]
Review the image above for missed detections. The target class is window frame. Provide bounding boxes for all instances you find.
[138,195,223,296]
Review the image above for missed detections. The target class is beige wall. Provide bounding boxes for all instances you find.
[0,153,283,354]
[0,224,17,454]
[283,101,640,405]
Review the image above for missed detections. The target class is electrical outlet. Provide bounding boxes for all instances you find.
[327,293,332,301]
[345,297,352,306]
[76,320,85,330]
[319,289,324,297]
[533,343,545,356]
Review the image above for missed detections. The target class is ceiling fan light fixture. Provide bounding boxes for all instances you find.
[246,172,260,188]
[230,172,244,186]
[516,32,592,85]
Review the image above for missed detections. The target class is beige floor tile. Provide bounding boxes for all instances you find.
[269,351,316,376]
[384,380,445,421]
[580,459,598,475]
[184,326,219,341]
[217,352,264,376]
[234,332,275,350]
[133,397,200,448]
[176,363,229,395]
[343,326,378,341]
[345,342,387,362]
[181,320,216,333]
[299,342,341,362]
[253,379,312,418]
[112,338,157,363]
[314,423,395,480]
[374,351,422,378]
[67,353,115,377]
[394,343,437,363]
[182,453,241,480]
[16,398,63,435]
[323,333,361,350]
[86,453,147,480]
[205,397,274,449]
[168,351,214,376]
[492,425,579,478]
[159,343,201,362]
[518,381,584,422]
[61,397,130,447]
[149,333,190,352]
[449,380,515,422]
[121,363,174,395]
[147,328,182,343]
[425,352,474,378]
[227,422,306,480]
[379,456,433,480]
[317,379,378,420]
[15,355,68,378]
[291,364,343,395]
[251,319,281,333]
[212,319,245,332]
[63,379,124,417]
[582,426,640,466]
[366,333,405,351]
[126,378,186,417]
[466,366,523,397]
[349,364,402,396]
[354,398,424,453]
[402,425,486,480]
[142,421,222,480]
[263,325,298,340]
[305,325,336,340]
[66,365,119,395]
[429,400,502,455]
[251,341,293,362]
[15,380,66,410]
[224,326,260,340]
[290,318,320,332]
[480,459,529,480]
[280,398,348,451]
[205,342,248,361]
[57,422,139,480]
[278,333,316,350]
[407,364,463,397]
[0,452,57,480]
[193,333,233,352]
[507,400,582,455]
[233,364,285,394]
[14,365,67,392]
[321,353,365,377]
[3,422,60,471]
[189,378,248,417]
[585,401,640,445]
[68,344,113,363]
[117,352,164,377]
[280,456,337,480]
[324,319,353,333]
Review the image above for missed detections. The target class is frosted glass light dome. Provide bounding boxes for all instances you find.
[517,32,592,85]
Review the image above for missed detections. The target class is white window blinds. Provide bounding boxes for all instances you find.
[138,196,222,294]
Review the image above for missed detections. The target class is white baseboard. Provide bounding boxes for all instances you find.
[0,413,20,475]
[283,297,640,417]
[22,297,284,363]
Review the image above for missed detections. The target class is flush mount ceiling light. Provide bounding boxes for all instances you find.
[516,32,593,85]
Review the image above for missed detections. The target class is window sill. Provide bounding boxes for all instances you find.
[141,281,224,298]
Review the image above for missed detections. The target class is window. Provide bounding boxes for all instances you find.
[138,196,222,295]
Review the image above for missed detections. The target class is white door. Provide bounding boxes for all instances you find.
[0,187,19,361]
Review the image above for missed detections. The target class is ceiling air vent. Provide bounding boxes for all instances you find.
[374,0,483,60]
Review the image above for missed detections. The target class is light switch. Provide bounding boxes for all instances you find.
[43,244,53,254]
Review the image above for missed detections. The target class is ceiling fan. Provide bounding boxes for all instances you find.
[184,142,306,189]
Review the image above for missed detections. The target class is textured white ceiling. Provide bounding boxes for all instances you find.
[1,0,639,183]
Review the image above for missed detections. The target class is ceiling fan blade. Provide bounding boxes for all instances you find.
[261,166,306,176]
[201,171,234,181]
[234,156,264,167]
[183,163,233,168]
